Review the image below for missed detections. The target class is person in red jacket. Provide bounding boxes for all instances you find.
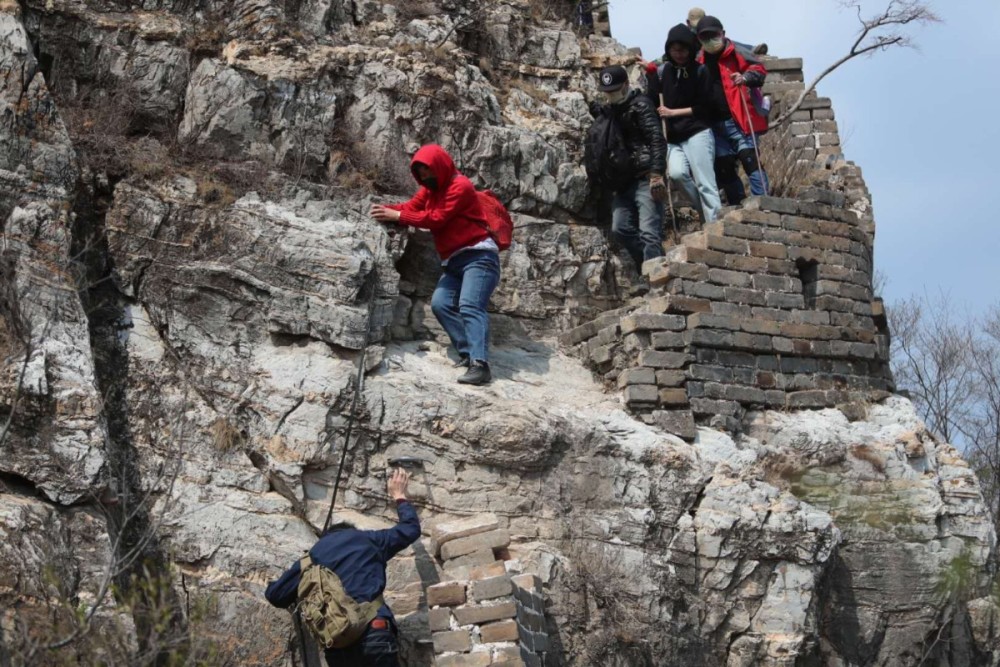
[696,15,769,205]
[370,145,500,386]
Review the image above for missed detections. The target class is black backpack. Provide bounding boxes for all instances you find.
[584,107,633,190]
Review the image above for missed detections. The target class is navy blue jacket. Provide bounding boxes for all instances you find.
[264,500,421,622]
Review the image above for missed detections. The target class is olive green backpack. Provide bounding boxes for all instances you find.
[296,555,384,649]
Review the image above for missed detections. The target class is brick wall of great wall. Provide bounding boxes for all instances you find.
[561,56,893,440]
[426,515,551,667]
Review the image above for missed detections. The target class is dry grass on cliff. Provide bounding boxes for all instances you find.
[756,127,813,199]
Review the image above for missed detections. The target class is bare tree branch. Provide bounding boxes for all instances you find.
[774,0,941,126]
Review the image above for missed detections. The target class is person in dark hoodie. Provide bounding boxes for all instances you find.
[696,15,770,205]
[646,24,722,223]
[370,145,499,385]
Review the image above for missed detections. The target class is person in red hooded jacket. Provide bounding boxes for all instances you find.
[370,145,500,386]
[696,15,770,205]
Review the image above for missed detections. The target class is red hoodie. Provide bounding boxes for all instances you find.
[387,145,490,261]
[698,40,768,135]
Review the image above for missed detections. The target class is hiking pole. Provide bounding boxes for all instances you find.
[657,93,680,243]
[738,84,768,196]
[321,245,384,534]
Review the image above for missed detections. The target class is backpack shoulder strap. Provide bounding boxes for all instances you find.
[358,595,386,624]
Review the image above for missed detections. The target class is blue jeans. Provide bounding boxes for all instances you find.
[324,627,399,667]
[668,129,721,223]
[612,179,664,271]
[430,249,500,365]
[713,118,769,204]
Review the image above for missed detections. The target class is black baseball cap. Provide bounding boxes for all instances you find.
[598,65,629,91]
[696,15,724,35]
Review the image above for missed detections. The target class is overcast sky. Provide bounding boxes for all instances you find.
[607,1,998,315]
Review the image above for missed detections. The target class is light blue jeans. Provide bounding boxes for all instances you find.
[612,179,664,271]
[430,249,501,365]
[668,129,721,223]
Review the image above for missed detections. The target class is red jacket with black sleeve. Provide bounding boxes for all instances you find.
[698,40,768,135]
[386,144,490,261]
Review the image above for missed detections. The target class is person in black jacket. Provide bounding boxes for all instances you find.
[647,24,722,223]
[595,65,667,283]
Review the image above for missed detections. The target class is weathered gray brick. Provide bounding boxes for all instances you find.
[765,292,806,309]
[656,370,686,387]
[708,268,752,287]
[433,629,472,653]
[652,410,697,440]
[624,384,659,405]
[617,368,656,388]
[639,350,693,368]
[689,398,742,416]
[651,331,685,349]
[470,575,513,602]
[724,287,767,305]
[688,364,733,383]
[452,601,518,625]
[685,329,734,347]
[621,313,687,334]
[688,313,741,330]
[441,530,511,561]
[430,607,453,632]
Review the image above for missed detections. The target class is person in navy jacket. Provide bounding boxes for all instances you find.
[265,469,420,667]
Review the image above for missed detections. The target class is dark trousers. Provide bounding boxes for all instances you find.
[324,627,399,667]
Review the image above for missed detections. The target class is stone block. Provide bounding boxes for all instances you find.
[711,302,754,318]
[428,582,468,608]
[765,292,805,309]
[743,196,799,215]
[765,57,804,71]
[786,390,832,408]
[681,281,727,300]
[687,313,740,330]
[705,234,750,254]
[689,398,742,417]
[658,388,688,406]
[441,530,511,561]
[685,329,734,347]
[799,96,832,110]
[651,409,696,440]
[444,549,501,573]
[656,370,686,386]
[721,384,767,404]
[430,607,453,632]
[621,313,686,334]
[479,619,520,643]
[617,367,656,388]
[707,268,752,287]
[436,653,492,667]
[639,350,692,369]
[665,245,728,267]
[646,295,714,315]
[752,274,798,292]
[453,601,518,625]
[725,255,769,273]
[624,384,658,406]
[433,629,473,653]
[432,515,501,553]
[468,561,507,581]
[589,344,613,365]
[651,331,685,349]
[492,645,525,664]
[812,107,835,120]
[470,575,513,602]
[724,287,767,306]
[688,364,733,383]
[740,319,781,335]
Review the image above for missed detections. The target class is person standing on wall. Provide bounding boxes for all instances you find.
[588,65,667,292]
[370,145,500,386]
[647,24,722,224]
[696,15,770,205]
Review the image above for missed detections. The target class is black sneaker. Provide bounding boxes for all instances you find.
[452,355,470,368]
[457,361,491,385]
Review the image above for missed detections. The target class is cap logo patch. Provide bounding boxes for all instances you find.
[601,72,614,86]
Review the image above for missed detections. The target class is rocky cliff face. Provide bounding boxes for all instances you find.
[1,1,999,666]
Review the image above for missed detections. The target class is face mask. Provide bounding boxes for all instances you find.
[603,86,629,105]
[422,176,439,191]
[702,37,724,55]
